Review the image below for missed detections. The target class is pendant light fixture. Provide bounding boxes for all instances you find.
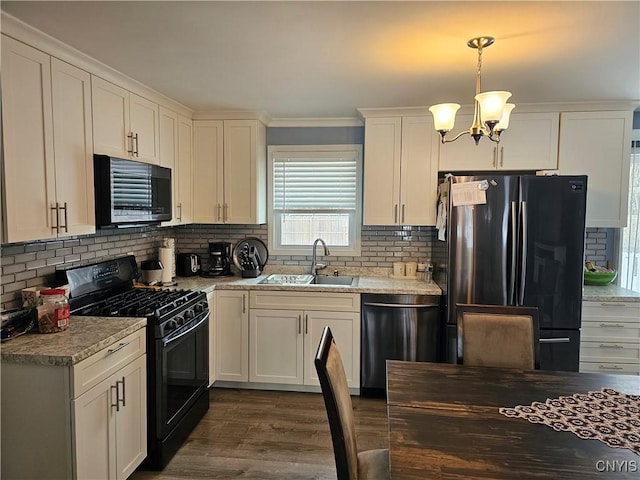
[429,36,515,145]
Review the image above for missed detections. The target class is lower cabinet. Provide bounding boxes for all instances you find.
[214,289,249,382]
[580,301,640,375]
[249,291,361,388]
[1,328,147,479]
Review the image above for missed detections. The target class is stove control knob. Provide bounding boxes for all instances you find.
[175,315,185,326]
[194,303,204,314]
[164,320,178,332]
[185,309,195,319]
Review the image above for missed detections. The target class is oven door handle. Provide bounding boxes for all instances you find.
[162,311,210,347]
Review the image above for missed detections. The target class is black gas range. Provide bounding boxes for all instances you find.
[59,255,210,470]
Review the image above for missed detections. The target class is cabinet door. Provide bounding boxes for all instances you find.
[51,58,96,237]
[497,112,559,171]
[159,107,179,226]
[304,311,360,388]
[73,372,117,480]
[438,114,495,171]
[215,290,249,382]
[91,76,130,158]
[130,93,160,164]
[223,120,266,224]
[558,111,633,227]
[249,309,304,384]
[1,35,56,243]
[193,120,224,223]
[177,115,194,224]
[363,117,402,225]
[114,355,147,480]
[400,116,439,225]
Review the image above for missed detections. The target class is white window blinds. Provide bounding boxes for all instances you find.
[273,152,357,211]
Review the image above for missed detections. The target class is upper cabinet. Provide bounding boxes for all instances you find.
[438,112,560,172]
[361,113,439,226]
[558,111,633,228]
[1,35,94,243]
[192,119,267,224]
[159,107,193,226]
[92,76,160,164]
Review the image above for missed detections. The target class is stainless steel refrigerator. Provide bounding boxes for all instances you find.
[443,174,587,371]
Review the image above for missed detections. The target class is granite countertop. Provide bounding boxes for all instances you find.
[582,284,640,302]
[172,273,442,296]
[0,316,147,367]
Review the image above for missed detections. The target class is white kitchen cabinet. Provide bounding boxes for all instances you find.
[192,119,267,224]
[248,291,360,388]
[558,111,633,228]
[579,301,640,375]
[438,112,559,172]
[1,35,94,243]
[214,290,249,382]
[362,115,439,225]
[1,328,147,479]
[92,75,160,164]
[159,107,193,226]
[207,290,216,386]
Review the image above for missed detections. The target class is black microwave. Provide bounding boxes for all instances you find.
[94,155,172,228]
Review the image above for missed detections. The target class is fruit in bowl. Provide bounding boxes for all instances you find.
[583,261,617,285]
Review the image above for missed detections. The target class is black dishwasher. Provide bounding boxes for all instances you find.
[361,294,442,396]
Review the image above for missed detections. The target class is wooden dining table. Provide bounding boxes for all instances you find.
[386,360,640,479]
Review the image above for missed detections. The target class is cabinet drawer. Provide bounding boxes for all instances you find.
[580,340,640,363]
[582,321,640,341]
[250,291,360,312]
[579,361,640,375]
[73,328,146,397]
[582,301,640,322]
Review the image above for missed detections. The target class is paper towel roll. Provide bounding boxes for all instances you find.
[163,238,176,277]
[159,247,174,284]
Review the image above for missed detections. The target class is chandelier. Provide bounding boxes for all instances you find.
[429,36,515,145]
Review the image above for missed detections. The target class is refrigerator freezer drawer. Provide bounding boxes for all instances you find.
[539,329,580,372]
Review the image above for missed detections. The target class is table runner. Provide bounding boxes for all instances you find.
[499,388,640,456]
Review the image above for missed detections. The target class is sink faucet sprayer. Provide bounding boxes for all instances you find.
[311,238,330,276]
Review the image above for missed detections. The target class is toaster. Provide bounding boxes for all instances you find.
[176,253,201,277]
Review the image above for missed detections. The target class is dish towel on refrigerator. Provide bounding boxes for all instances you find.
[436,181,449,241]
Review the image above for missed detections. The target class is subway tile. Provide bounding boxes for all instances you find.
[4,281,26,293]
[3,264,26,275]
[1,244,25,256]
[36,250,56,260]
[15,270,37,282]
[26,259,47,270]
[24,243,46,253]
[14,252,37,264]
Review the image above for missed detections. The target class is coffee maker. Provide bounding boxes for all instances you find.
[204,241,232,276]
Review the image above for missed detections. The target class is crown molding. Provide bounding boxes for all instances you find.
[267,117,363,127]
[192,110,272,124]
[0,12,194,117]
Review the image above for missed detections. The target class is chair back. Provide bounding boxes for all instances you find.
[315,326,358,480]
[456,303,540,369]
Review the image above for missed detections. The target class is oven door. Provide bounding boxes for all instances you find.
[155,311,209,439]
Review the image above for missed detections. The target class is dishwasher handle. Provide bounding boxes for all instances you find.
[363,302,439,308]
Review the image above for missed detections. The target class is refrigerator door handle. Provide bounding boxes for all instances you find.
[508,201,518,305]
[539,338,571,344]
[519,201,528,306]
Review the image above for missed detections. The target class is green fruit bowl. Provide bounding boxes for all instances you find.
[583,270,617,286]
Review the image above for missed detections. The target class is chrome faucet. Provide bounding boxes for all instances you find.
[311,238,330,276]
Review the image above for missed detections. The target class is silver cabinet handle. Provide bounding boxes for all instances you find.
[50,202,60,234]
[599,344,624,349]
[133,133,139,157]
[117,376,126,408]
[223,203,228,222]
[499,146,504,167]
[110,385,120,411]
[401,204,405,224]
[598,365,623,371]
[242,294,246,314]
[539,338,571,344]
[107,342,130,355]
[61,202,68,232]
[127,132,135,155]
[305,314,308,335]
[298,315,302,335]
[600,303,625,307]
[493,146,497,167]
[394,204,398,224]
[217,204,222,222]
[177,203,182,221]
[600,323,625,328]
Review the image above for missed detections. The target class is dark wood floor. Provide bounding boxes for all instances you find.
[131,388,388,480]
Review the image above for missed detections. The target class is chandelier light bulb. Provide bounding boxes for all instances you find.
[429,103,461,132]
[495,103,516,131]
[475,91,512,123]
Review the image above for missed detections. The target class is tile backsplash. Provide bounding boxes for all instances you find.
[0,225,608,310]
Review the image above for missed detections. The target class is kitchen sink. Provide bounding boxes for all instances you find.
[258,274,314,285]
[258,273,358,286]
[312,275,358,286]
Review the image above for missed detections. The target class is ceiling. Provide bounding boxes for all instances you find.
[2,1,639,119]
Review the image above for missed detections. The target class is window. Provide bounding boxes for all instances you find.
[267,145,362,256]
[619,129,640,292]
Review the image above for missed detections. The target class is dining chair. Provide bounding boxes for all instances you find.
[314,326,390,480]
[456,303,540,369]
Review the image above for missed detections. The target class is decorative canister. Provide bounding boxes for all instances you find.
[37,288,70,333]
